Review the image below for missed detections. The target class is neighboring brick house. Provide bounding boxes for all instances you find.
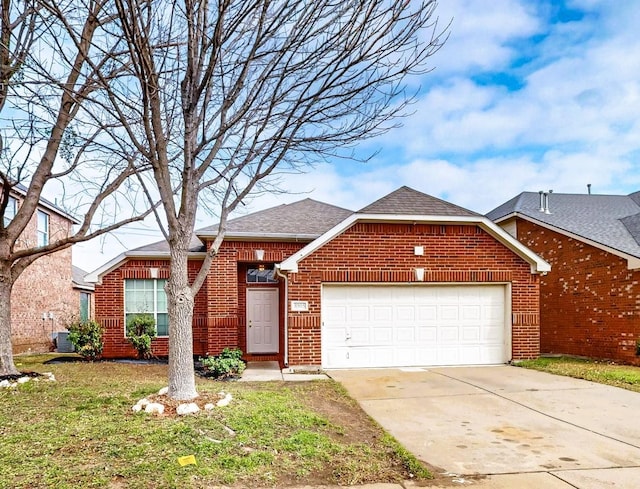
[5,186,79,353]
[88,186,549,368]
[488,190,640,365]
[72,266,94,321]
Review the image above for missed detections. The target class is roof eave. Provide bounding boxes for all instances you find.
[195,231,319,242]
[279,213,550,274]
[9,186,80,224]
[85,250,207,284]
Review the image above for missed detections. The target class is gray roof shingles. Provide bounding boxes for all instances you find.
[128,187,480,256]
[486,191,640,259]
[72,265,95,291]
[359,186,479,216]
[197,198,353,237]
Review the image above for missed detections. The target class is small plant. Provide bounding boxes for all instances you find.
[126,314,157,359]
[200,348,246,379]
[67,319,104,361]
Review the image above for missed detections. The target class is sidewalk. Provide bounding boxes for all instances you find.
[239,361,329,382]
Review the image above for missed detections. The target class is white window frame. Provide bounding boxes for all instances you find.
[37,210,49,246]
[3,196,16,227]
[124,279,168,337]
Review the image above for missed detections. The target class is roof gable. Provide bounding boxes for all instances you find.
[359,186,478,217]
[487,191,640,265]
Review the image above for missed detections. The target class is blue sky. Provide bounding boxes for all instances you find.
[75,0,640,270]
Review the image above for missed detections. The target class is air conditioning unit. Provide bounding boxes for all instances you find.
[56,332,75,353]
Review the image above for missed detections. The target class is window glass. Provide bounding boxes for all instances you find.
[124,279,168,336]
[3,196,16,226]
[37,210,49,246]
[247,267,278,283]
[80,292,90,322]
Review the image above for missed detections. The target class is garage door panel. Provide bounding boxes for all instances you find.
[461,305,481,320]
[461,326,480,341]
[322,285,508,368]
[349,306,369,321]
[440,305,459,321]
[396,306,415,322]
[417,326,437,342]
[372,327,393,343]
[372,306,392,321]
[417,305,437,321]
[396,327,415,342]
[439,326,459,342]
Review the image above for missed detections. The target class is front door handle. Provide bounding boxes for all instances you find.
[249,320,252,328]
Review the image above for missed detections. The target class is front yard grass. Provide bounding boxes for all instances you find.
[0,355,431,489]
[518,356,640,393]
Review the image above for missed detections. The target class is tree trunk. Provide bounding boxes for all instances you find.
[166,239,198,400]
[0,263,18,376]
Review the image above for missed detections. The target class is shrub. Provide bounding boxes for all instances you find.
[126,314,157,359]
[67,319,104,361]
[200,348,246,379]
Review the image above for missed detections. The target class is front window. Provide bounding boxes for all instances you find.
[124,279,168,336]
[80,292,91,322]
[37,210,49,246]
[247,266,278,283]
[3,196,16,227]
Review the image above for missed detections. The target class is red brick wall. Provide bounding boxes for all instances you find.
[94,259,208,358]
[286,222,540,365]
[11,206,76,353]
[517,219,640,364]
[94,226,541,365]
[206,241,304,357]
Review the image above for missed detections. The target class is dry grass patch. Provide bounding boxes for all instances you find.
[0,354,431,488]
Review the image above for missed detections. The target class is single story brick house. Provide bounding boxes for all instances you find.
[487,190,640,365]
[88,186,549,369]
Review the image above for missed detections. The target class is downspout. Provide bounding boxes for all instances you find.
[274,264,289,367]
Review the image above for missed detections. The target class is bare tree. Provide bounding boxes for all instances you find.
[45,0,445,399]
[0,0,155,376]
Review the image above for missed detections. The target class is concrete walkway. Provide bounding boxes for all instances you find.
[329,366,640,489]
[239,361,329,381]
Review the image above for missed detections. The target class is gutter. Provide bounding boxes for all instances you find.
[274,264,289,368]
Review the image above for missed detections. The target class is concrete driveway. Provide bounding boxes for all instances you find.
[329,366,640,488]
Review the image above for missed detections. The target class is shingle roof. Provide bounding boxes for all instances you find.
[72,265,95,291]
[127,188,482,256]
[128,199,353,254]
[129,233,206,254]
[197,199,353,238]
[359,186,479,216]
[486,191,640,259]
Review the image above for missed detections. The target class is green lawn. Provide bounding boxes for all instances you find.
[0,355,430,489]
[518,356,640,392]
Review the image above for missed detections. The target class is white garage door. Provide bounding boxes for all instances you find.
[322,284,508,369]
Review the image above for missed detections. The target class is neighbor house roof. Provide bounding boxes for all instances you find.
[72,266,95,292]
[487,191,640,268]
[9,182,80,224]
